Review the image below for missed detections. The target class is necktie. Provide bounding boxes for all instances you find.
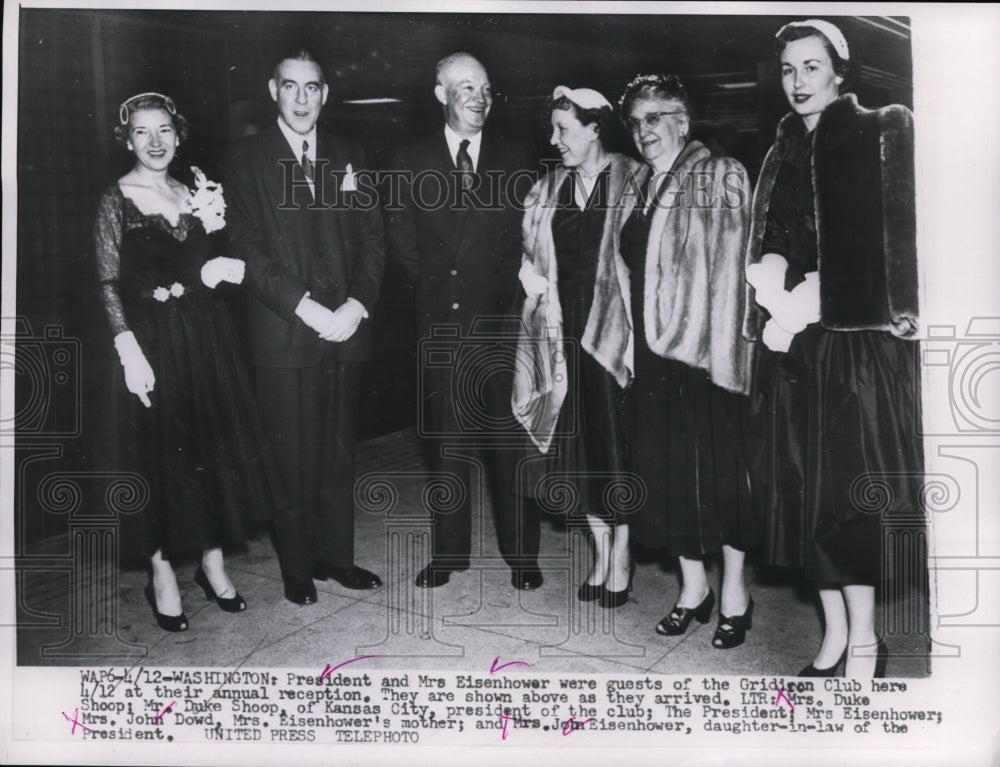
[456,139,474,190]
[301,139,314,182]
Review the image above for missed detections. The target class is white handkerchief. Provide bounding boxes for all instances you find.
[342,163,357,192]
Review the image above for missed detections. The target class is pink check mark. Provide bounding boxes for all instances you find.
[320,655,377,682]
[490,656,532,674]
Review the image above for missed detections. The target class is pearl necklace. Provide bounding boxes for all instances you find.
[577,155,611,179]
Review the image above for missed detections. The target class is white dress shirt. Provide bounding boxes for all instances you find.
[277,117,317,197]
[443,124,482,171]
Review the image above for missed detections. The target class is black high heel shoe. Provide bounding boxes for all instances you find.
[599,560,636,609]
[577,581,603,602]
[656,589,715,636]
[874,640,889,678]
[712,598,753,649]
[799,647,847,677]
[195,566,247,613]
[144,581,188,632]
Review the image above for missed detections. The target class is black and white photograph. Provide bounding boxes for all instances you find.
[2,1,998,764]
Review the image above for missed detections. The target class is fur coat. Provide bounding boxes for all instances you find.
[640,140,754,396]
[512,153,642,453]
[743,94,919,341]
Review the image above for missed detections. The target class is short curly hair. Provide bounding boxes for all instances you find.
[619,74,692,125]
[113,94,189,148]
[545,95,617,152]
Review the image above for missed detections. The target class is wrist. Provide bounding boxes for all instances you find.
[113,330,138,354]
[346,297,369,319]
[294,292,314,318]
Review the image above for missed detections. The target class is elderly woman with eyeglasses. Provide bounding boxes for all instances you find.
[94,92,282,632]
[616,75,759,648]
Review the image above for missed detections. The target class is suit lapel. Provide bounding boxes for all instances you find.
[262,122,314,209]
[453,131,500,255]
[314,130,346,248]
[427,132,467,255]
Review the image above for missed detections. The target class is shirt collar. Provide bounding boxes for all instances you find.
[443,124,482,170]
[276,116,317,161]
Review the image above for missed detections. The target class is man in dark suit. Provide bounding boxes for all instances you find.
[387,52,542,590]
[222,50,384,605]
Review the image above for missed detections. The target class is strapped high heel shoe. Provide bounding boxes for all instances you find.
[195,565,247,613]
[144,581,188,632]
[599,560,636,609]
[712,597,753,649]
[656,589,714,635]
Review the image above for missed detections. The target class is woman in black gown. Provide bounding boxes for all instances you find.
[616,75,758,647]
[513,86,642,607]
[745,21,922,676]
[94,93,279,631]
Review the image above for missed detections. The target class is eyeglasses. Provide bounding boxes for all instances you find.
[624,110,686,132]
[119,92,176,125]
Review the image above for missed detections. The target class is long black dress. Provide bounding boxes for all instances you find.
[94,183,281,563]
[622,176,759,556]
[524,171,629,521]
[747,127,923,586]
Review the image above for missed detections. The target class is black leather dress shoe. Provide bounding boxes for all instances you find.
[512,567,544,591]
[313,564,382,590]
[283,579,318,605]
[414,561,468,588]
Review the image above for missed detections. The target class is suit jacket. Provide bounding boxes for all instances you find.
[222,123,385,367]
[386,129,533,336]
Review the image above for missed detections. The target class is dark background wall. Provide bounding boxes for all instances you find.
[14,9,913,547]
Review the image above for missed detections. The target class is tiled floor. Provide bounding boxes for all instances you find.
[17,428,930,678]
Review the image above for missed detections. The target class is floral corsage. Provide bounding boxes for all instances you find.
[188,166,226,233]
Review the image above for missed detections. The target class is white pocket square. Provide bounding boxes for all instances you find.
[342,163,357,192]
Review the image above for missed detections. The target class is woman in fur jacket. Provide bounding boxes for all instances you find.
[513,86,642,608]
[617,74,759,649]
[744,20,922,677]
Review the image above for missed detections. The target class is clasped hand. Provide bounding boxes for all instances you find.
[296,295,366,342]
[746,253,820,352]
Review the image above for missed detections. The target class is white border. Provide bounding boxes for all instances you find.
[3,2,1000,765]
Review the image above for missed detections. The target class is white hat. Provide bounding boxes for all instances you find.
[777,19,850,61]
[552,85,612,110]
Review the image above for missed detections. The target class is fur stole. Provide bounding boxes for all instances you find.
[743,94,919,341]
[643,140,754,395]
[512,153,643,453]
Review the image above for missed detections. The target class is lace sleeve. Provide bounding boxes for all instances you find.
[94,187,129,335]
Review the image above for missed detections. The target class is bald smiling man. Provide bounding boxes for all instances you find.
[387,52,542,591]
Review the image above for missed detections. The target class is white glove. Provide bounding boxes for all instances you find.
[761,318,795,353]
[787,271,820,325]
[294,294,338,334]
[745,253,789,314]
[767,271,820,336]
[113,331,155,408]
[200,256,245,288]
[318,298,366,343]
[518,260,549,297]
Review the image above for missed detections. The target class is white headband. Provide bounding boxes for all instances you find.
[552,85,612,111]
[778,19,850,61]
